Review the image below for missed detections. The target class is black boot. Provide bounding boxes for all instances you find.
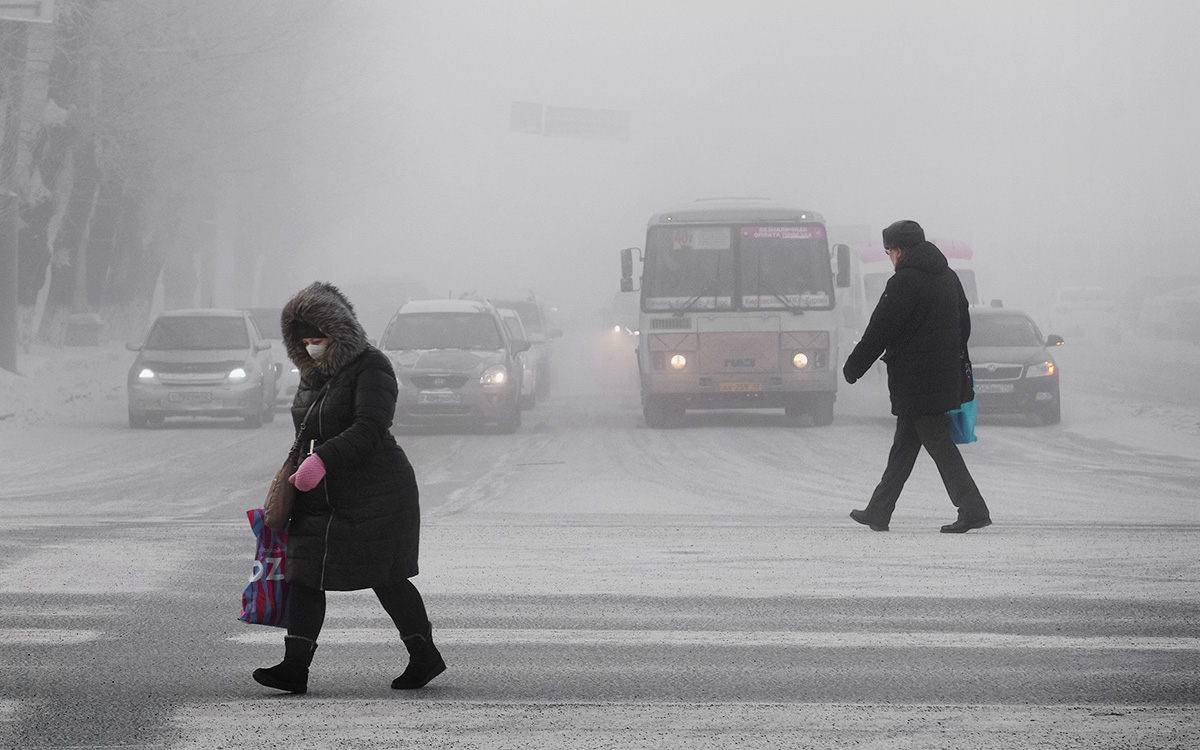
[391,622,446,689]
[253,635,317,694]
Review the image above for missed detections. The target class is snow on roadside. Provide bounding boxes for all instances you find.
[0,343,131,429]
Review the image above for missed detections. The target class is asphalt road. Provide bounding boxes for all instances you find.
[0,329,1197,749]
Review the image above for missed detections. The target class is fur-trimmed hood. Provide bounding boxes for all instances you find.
[281,282,370,380]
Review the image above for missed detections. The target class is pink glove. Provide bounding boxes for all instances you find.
[289,453,326,491]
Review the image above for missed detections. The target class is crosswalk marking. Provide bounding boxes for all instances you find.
[0,628,101,645]
[228,628,1200,651]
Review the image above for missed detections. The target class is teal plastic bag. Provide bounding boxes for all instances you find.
[946,396,978,444]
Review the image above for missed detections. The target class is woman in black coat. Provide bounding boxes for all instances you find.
[253,282,445,694]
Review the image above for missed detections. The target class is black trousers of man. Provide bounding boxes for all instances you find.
[863,412,990,523]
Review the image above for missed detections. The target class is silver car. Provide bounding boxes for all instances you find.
[127,309,278,428]
[247,307,302,408]
[380,299,530,433]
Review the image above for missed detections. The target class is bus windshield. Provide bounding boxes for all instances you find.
[642,224,832,311]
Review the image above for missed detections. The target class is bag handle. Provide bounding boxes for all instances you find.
[287,383,330,460]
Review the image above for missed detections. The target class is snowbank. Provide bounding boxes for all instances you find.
[0,343,132,429]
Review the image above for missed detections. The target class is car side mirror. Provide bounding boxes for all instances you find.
[1046,335,1065,346]
[511,339,532,354]
[254,340,272,352]
[126,342,142,352]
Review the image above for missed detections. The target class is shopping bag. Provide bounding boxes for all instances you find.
[946,394,978,445]
[238,508,289,628]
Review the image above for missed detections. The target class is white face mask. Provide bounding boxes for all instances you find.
[305,343,328,359]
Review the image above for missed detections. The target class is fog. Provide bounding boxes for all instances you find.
[268,0,1200,329]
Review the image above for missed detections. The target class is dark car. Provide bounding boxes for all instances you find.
[380,299,530,433]
[127,309,278,428]
[968,307,1063,425]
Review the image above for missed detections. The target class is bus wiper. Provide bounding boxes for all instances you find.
[675,279,719,315]
[674,256,723,316]
[757,279,804,314]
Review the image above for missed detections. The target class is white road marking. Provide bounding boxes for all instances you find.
[228,627,1200,651]
[0,540,186,594]
[0,628,102,645]
[168,702,1200,750]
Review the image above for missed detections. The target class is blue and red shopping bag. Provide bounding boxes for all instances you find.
[238,508,289,628]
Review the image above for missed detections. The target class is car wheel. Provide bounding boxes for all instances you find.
[261,386,276,423]
[244,410,263,429]
[535,363,550,399]
[496,403,521,433]
[1039,399,1061,425]
[520,391,536,410]
[128,412,147,429]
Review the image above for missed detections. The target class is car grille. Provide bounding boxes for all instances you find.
[974,363,1024,381]
[410,374,470,389]
[144,360,243,374]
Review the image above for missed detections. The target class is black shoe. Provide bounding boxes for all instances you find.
[391,622,446,689]
[849,509,889,532]
[940,516,992,533]
[253,635,317,694]
[390,655,446,689]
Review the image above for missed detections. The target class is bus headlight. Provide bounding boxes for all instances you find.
[793,353,809,369]
[670,354,687,370]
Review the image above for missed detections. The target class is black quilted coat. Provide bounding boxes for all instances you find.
[280,282,420,590]
[843,241,972,417]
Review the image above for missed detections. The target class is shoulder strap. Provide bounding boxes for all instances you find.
[288,383,330,458]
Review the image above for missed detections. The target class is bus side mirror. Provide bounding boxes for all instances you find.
[834,244,850,288]
[620,247,639,292]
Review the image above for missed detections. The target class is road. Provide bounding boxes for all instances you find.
[0,329,1197,748]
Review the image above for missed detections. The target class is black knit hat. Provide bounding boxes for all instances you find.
[295,320,327,339]
[882,220,925,250]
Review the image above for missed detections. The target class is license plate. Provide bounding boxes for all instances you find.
[169,392,212,403]
[975,383,1014,394]
[418,391,461,404]
[720,382,763,393]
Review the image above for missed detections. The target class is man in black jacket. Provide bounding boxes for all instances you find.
[842,220,991,533]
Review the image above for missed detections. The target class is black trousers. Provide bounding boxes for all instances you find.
[287,579,430,641]
[863,412,989,523]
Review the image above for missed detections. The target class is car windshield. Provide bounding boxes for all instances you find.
[145,317,249,350]
[382,313,503,350]
[972,315,1043,347]
[248,309,283,340]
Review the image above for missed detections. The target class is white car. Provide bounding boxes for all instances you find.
[1047,286,1121,343]
[1139,285,1200,342]
[248,308,302,409]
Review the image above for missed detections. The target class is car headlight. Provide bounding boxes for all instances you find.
[228,367,249,383]
[137,368,156,382]
[481,365,508,385]
[670,354,687,370]
[1026,361,1056,378]
[793,352,809,369]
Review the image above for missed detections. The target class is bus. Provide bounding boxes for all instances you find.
[619,198,850,428]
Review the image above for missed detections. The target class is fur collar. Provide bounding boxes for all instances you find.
[281,282,370,380]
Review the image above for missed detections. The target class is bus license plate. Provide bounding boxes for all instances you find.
[418,391,461,404]
[975,383,1014,394]
[720,382,763,393]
